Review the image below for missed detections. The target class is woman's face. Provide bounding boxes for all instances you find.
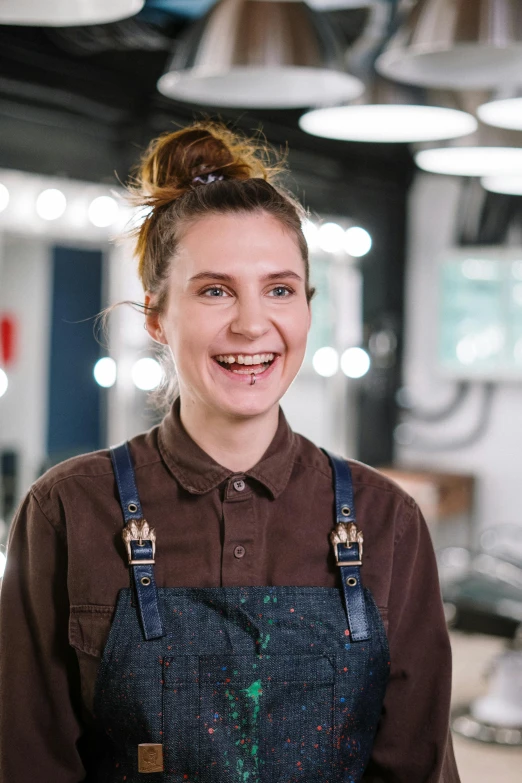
[145,211,311,421]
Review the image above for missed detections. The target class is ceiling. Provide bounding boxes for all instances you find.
[0,0,415,202]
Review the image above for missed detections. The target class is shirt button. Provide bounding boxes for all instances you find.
[233,479,246,492]
[234,545,246,559]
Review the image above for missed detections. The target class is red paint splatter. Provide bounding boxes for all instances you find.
[208,728,214,734]
[344,629,350,636]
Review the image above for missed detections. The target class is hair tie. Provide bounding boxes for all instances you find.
[192,172,224,185]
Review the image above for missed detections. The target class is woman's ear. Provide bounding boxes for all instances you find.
[144,293,168,345]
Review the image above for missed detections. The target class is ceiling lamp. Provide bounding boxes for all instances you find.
[306,1,374,7]
[415,147,522,177]
[157,0,364,109]
[481,175,522,195]
[0,0,144,26]
[299,104,477,143]
[376,0,522,89]
[478,97,522,131]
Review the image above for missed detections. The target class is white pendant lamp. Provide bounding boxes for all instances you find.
[0,0,144,26]
[306,1,374,7]
[478,97,522,131]
[157,0,364,109]
[299,104,477,143]
[376,0,522,89]
[481,175,522,195]
[415,147,522,177]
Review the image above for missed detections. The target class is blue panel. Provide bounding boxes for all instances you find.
[47,246,103,459]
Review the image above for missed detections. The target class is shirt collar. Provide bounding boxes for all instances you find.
[158,398,298,499]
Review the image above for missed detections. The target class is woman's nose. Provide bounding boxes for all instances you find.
[229,296,270,340]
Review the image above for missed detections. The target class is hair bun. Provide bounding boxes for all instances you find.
[130,122,280,210]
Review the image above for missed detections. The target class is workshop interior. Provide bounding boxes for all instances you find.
[0,2,522,779]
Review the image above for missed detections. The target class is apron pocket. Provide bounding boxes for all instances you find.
[198,654,335,783]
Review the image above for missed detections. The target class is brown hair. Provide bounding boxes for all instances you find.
[128,121,315,313]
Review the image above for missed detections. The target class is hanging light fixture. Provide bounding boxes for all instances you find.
[157,0,364,109]
[306,1,374,7]
[376,0,522,89]
[478,95,522,131]
[0,0,144,26]
[300,103,477,143]
[415,147,522,177]
[299,74,477,143]
[481,175,522,195]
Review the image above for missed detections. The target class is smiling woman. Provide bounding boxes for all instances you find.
[0,122,461,783]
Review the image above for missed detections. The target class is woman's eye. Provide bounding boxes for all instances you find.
[269,285,293,298]
[202,286,229,297]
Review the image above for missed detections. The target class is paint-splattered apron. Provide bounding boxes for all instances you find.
[91,444,389,782]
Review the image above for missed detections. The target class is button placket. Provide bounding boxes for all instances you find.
[221,476,256,585]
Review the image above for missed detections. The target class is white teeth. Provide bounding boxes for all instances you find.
[214,352,276,364]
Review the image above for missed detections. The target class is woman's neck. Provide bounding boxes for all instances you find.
[179,400,280,472]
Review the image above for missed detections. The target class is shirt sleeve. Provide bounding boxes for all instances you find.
[364,502,461,783]
[0,490,87,783]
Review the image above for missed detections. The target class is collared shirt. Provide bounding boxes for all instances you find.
[0,402,460,782]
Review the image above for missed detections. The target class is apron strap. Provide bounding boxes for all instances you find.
[322,450,370,642]
[110,442,165,641]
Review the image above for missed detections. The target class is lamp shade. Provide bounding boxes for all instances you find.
[415,147,522,177]
[299,104,477,143]
[478,96,522,131]
[157,0,364,108]
[0,0,144,26]
[376,0,522,89]
[481,175,522,195]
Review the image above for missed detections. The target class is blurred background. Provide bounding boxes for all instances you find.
[0,1,522,778]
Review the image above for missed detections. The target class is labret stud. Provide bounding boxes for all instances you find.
[250,373,256,386]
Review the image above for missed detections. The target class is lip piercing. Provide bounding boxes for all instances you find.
[250,373,256,386]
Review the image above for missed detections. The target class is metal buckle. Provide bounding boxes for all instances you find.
[122,519,156,565]
[330,521,364,567]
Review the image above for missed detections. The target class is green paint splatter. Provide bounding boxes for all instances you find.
[263,595,270,604]
[236,758,250,781]
[242,680,263,705]
[258,633,270,651]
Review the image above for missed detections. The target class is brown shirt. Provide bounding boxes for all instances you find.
[0,402,460,782]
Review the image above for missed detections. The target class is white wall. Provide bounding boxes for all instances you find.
[398,173,522,531]
[0,235,52,498]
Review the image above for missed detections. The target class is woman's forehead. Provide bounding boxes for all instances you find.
[174,212,304,275]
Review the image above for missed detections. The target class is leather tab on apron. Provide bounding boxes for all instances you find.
[138,743,164,773]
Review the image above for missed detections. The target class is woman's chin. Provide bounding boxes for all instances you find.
[212,390,280,421]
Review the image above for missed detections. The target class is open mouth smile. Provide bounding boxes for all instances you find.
[213,352,278,378]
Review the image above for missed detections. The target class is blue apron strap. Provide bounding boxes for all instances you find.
[110,442,165,641]
[322,449,370,642]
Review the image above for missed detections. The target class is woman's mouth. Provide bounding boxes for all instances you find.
[213,352,277,377]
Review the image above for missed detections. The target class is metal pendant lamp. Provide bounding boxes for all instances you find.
[0,0,144,26]
[157,0,365,109]
[376,0,522,90]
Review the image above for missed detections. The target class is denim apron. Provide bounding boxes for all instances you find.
[90,444,390,782]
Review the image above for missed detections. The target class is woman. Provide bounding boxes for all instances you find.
[0,123,460,782]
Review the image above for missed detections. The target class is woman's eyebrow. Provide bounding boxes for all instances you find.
[188,270,304,283]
